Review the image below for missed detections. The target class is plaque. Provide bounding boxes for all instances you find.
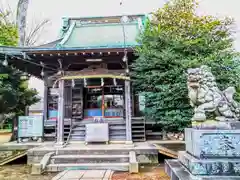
[18,116,43,138]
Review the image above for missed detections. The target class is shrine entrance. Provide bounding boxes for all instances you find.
[83,79,124,118]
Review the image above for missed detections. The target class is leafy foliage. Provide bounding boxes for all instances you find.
[0,66,39,115]
[131,0,240,132]
[0,10,18,46]
[0,10,39,124]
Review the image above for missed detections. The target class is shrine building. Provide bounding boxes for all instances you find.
[0,14,151,145]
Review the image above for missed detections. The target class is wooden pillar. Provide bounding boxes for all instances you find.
[102,87,105,117]
[43,77,48,121]
[55,79,65,146]
[125,80,132,144]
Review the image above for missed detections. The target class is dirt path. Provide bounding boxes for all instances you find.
[0,165,56,180]
[0,165,169,180]
[112,166,170,180]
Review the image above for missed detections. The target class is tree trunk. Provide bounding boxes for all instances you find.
[0,114,5,128]
[11,117,18,141]
[17,0,29,46]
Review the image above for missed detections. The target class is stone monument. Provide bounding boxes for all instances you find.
[165,65,240,180]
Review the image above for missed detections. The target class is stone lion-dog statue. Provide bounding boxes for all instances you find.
[187,65,240,122]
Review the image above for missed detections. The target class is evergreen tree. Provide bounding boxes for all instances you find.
[131,0,240,133]
[0,9,39,126]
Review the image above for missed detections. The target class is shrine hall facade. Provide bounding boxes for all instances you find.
[0,14,148,144]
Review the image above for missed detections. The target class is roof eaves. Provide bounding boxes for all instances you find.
[23,45,138,53]
[0,44,140,54]
[0,46,23,55]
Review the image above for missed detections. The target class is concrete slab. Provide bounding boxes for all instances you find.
[82,170,106,179]
[52,170,114,180]
[52,170,68,180]
[103,170,112,179]
[61,170,85,179]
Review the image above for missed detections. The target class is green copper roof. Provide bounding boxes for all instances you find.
[56,15,146,49]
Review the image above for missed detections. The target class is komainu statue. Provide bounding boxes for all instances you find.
[187,65,240,122]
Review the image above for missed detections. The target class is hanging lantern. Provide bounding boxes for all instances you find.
[71,79,75,87]
[113,78,117,86]
[84,78,87,87]
[101,78,104,86]
[40,61,45,77]
[2,55,8,66]
[40,69,44,77]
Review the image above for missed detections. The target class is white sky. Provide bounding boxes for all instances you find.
[1,0,240,97]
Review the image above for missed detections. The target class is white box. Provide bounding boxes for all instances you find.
[85,123,109,143]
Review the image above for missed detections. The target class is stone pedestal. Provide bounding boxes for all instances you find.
[165,128,240,179]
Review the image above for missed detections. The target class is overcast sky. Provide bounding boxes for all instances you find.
[1,0,240,97]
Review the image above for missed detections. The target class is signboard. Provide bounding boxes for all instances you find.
[18,116,43,138]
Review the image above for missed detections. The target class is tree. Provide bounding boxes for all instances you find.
[131,0,240,133]
[0,9,39,127]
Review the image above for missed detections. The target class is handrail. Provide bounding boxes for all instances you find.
[63,119,74,147]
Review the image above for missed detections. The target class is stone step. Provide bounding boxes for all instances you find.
[51,154,129,163]
[47,163,129,172]
[72,129,126,134]
[70,137,127,141]
[72,127,85,131]
[73,119,125,125]
[109,131,126,136]
[71,131,85,135]
[70,133,126,141]
[110,126,126,130]
[55,149,130,155]
[73,125,126,130]
[70,136,84,141]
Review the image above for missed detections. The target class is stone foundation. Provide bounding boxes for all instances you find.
[165,128,240,179]
[27,143,158,174]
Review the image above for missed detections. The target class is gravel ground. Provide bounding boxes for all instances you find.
[112,165,170,180]
[0,165,56,180]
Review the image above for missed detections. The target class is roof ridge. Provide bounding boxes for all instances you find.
[62,14,146,20]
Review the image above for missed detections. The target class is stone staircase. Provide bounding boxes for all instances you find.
[32,147,138,174]
[70,118,126,142]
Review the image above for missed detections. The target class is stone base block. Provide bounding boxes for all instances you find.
[192,120,240,130]
[165,159,240,180]
[129,162,138,173]
[185,128,240,158]
[31,164,42,175]
[129,151,139,173]
[178,151,240,176]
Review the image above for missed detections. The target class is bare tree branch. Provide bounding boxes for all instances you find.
[24,18,50,46]
[1,1,50,47]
